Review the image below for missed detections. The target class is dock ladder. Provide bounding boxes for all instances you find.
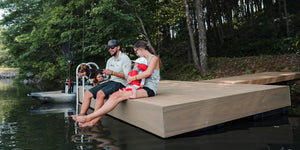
[75,62,99,115]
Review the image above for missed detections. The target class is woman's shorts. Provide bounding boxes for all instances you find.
[89,81,125,99]
[142,86,155,97]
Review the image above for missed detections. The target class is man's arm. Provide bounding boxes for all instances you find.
[122,56,132,79]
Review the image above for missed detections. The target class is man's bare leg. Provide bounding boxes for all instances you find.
[73,90,132,125]
[88,90,106,125]
[79,90,93,115]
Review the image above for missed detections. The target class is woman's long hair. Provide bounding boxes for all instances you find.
[133,40,162,67]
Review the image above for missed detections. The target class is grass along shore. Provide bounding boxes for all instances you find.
[0,67,19,72]
[1,54,299,80]
[0,68,19,79]
[162,54,300,81]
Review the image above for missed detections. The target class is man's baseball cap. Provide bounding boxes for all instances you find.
[108,40,120,47]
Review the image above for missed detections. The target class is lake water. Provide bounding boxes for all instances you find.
[1,79,300,150]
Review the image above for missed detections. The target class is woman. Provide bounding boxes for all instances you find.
[72,40,161,127]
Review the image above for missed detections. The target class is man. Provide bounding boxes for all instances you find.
[79,39,132,116]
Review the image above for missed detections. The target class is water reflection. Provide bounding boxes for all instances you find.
[72,122,120,150]
[0,79,14,87]
[30,103,76,117]
[79,114,295,150]
[1,79,300,150]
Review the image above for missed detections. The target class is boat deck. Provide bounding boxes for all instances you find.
[78,72,300,138]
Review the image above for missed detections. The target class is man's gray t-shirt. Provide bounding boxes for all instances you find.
[106,51,132,86]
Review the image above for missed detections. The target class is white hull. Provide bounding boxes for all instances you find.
[27,91,75,103]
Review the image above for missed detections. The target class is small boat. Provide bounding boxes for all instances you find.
[27,90,76,103]
[28,62,100,103]
[27,80,77,103]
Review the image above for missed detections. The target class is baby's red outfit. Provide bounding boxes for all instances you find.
[121,64,148,91]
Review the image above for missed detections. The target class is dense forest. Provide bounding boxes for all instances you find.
[0,0,299,81]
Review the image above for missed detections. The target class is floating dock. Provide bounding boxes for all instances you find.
[202,72,300,85]
[78,72,300,138]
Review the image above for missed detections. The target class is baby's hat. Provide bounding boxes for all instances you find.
[133,57,147,65]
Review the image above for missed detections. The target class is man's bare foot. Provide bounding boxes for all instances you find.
[78,113,85,116]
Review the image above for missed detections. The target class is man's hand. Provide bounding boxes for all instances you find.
[96,74,104,82]
[103,69,112,76]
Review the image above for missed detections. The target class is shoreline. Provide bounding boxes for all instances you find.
[0,71,18,79]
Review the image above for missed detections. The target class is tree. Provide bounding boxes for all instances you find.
[283,0,289,36]
[184,0,201,71]
[1,0,299,81]
[195,0,208,73]
[0,0,139,80]
[184,0,208,74]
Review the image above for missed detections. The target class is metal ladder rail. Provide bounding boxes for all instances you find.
[75,62,99,115]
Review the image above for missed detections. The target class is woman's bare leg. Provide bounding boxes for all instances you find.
[73,91,131,123]
[73,89,149,126]
[129,87,137,98]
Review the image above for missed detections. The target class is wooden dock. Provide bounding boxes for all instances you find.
[78,72,300,138]
[202,72,300,85]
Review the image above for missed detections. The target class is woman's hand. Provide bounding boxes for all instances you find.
[127,76,134,84]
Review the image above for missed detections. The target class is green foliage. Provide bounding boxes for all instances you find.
[274,34,300,55]
[0,27,14,67]
[0,0,300,81]
[0,0,142,80]
[290,83,298,96]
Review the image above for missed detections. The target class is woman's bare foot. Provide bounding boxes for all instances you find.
[79,122,94,127]
[129,95,136,99]
[72,115,87,123]
[78,117,102,127]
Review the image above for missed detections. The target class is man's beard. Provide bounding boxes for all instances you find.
[111,50,117,56]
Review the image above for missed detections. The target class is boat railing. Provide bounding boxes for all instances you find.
[75,62,99,115]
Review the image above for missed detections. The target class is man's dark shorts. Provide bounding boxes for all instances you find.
[89,81,125,99]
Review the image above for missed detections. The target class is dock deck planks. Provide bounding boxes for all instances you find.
[202,72,300,85]
[78,74,294,138]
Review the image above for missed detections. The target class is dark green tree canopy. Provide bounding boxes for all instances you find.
[0,0,299,81]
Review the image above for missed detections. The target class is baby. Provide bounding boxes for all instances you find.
[120,57,148,98]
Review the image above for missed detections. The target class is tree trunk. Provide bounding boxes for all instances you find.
[224,0,234,35]
[245,0,250,17]
[216,0,224,45]
[249,0,254,25]
[256,0,262,11]
[206,0,212,32]
[278,0,283,20]
[283,0,289,36]
[210,0,221,45]
[195,0,208,73]
[121,0,151,45]
[184,0,201,71]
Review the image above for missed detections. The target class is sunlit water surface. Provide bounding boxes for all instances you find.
[0,79,300,150]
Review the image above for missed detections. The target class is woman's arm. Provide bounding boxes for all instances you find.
[127,56,159,83]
